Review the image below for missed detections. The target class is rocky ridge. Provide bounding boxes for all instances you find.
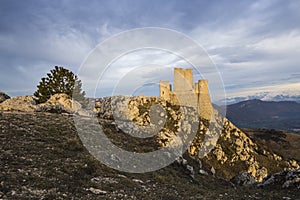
[1,94,300,199]
[95,95,299,182]
[0,94,299,183]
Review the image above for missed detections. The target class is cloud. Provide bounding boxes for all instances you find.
[0,0,299,101]
[185,1,300,100]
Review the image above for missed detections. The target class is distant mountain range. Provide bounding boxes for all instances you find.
[221,99,300,133]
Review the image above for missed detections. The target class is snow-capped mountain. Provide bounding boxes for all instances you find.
[217,91,300,105]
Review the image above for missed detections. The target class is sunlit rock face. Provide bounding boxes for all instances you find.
[37,93,82,113]
[0,96,37,112]
[0,93,82,114]
[96,95,299,182]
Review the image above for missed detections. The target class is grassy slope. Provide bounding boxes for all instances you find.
[0,112,299,199]
[243,128,300,161]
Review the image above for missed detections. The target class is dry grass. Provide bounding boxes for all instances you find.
[243,128,300,161]
[0,112,299,199]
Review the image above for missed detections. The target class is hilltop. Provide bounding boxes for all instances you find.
[1,112,300,199]
[0,94,300,199]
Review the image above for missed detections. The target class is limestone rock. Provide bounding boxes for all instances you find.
[186,165,194,178]
[256,167,268,183]
[0,92,10,103]
[273,154,282,161]
[258,169,300,189]
[88,187,107,195]
[95,94,297,184]
[36,104,69,113]
[176,157,188,166]
[93,99,102,114]
[0,96,36,112]
[290,160,299,169]
[230,172,256,186]
[199,169,208,175]
[37,93,81,113]
[212,144,227,164]
[211,166,216,175]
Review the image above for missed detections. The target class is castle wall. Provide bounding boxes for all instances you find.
[159,81,172,102]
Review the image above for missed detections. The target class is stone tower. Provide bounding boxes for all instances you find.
[174,68,193,92]
[173,68,198,108]
[159,68,213,120]
[194,80,213,120]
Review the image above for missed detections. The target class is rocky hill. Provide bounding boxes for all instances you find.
[97,96,298,182]
[0,93,300,199]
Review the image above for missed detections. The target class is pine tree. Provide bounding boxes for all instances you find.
[34,66,87,106]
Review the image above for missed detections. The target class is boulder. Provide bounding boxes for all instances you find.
[0,92,10,103]
[0,96,36,112]
[37,93,81,114]
[176,157,188,165]
[186,165,195,178]
[88,187,107,195]
[230,172,256,186]
[199,169,208,175]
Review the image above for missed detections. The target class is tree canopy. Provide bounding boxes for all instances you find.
[34,66,86,105]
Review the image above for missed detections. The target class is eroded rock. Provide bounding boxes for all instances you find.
[230,172,256,186]
[258,169,300,189]
[37,93,81,113]
[88,187,107,195]
[0,96,36,112]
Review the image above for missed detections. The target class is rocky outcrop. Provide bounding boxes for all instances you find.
[0,96,37,112]
[176,157,195,178]
[0,93,85,115]
[189,115,300,182]
[97,95,201,149]
[258,169,300,189]
[96,95,299,182]
[2,94,297,183]
[0,92,10,103]
[231,169,300,189]
[230,172,256,186]
[37,93,81,114]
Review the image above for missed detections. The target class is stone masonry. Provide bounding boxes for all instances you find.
[160,68,212,120]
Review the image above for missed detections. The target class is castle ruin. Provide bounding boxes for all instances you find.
[159,68,213,120]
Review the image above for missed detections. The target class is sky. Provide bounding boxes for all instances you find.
[1,0,300,103]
